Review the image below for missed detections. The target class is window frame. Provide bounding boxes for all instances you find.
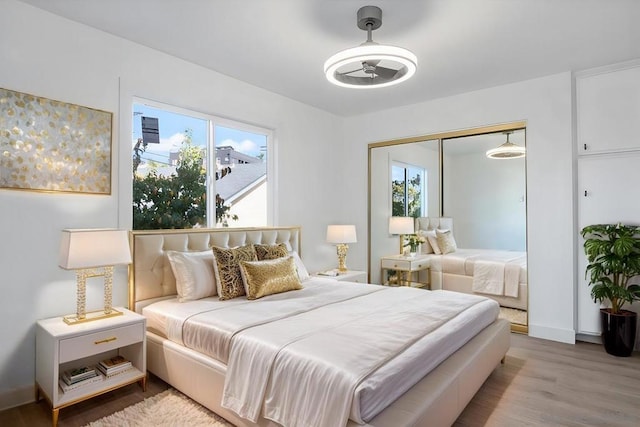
[391,160,425,218]
[132,97,275,228]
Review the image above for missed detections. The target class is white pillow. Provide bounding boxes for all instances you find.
[417,230,435,254]
[166,250,217,302]
[436,229,457,254]
[290,251,310,281]
[423,230,441,255]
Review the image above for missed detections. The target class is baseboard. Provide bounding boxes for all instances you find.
[0,384,35,411]
[528,323,576,344]
[575,332,601,345]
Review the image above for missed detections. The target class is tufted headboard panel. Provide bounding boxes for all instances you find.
[128,226,300,312]
[414,217,453,232]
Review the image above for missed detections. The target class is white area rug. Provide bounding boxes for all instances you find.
[85,388,233,427]
[499,307,527,326]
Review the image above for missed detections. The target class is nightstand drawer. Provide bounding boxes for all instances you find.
[381,257,429,271]
[59,323,144,363]
[381,258,411,270]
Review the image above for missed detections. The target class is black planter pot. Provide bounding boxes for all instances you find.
[600,309,637,357]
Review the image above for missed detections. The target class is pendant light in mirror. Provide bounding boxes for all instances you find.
[486,131,526,159]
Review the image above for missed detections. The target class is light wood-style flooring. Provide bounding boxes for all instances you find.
[1,333,638,427]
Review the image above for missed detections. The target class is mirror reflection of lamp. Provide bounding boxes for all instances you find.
[58,229,132,325]
[388,217,415,255]
[326,225,357,273]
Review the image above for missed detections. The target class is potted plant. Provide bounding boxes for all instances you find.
[581,223,640,356]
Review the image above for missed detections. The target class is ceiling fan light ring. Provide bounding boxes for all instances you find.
[485,142,526,159]
[324,45,417,89]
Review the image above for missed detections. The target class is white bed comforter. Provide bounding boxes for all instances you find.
[143,279,499,427]
[431,248,527,296]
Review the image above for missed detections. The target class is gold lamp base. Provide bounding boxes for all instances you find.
[64,266,121,325]
[336,243,349,273]
[63,308,123,325]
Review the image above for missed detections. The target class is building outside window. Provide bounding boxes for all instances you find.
[132,100,271,229]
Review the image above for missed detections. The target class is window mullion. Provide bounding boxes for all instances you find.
[206,120,216,227]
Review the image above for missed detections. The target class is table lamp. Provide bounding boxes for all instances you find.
[388,217,415,255]
[326,225,357,273]
[59,229,132,325]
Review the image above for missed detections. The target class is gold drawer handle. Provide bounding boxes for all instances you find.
[94,337,117,345]
[393,264,398,267]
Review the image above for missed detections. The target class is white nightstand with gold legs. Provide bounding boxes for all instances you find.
[380,254,431,289]
[35,308,146,427]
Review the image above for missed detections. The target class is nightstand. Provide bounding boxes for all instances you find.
[380,254,431,289]
[314,270,368,283]
[36,307,146,427]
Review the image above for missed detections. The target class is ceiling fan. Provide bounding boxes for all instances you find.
[324,6,417,89]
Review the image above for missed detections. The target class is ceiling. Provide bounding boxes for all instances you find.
[18,0,640,117]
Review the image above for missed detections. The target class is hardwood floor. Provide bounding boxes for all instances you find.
[1,333,638,426]
[455,334,640,427]
[0,377,169,427]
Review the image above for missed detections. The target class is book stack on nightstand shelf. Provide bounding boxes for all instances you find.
[97,355,133,378]
[58,366,102,393]
[314,269,368,283]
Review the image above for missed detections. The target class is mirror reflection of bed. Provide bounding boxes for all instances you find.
[368,124,528,332]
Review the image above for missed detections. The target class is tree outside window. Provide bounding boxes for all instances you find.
[392,163,425,217]
[131,101,269,230]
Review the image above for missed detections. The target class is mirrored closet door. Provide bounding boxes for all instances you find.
[368,123,529,332]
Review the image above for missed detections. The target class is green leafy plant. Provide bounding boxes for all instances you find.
[132,129,237,229]
[581,223,640,314]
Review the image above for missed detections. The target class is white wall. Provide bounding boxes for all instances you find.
[444,151,526,250]
[0,1,343,408]
[344,72,576,345]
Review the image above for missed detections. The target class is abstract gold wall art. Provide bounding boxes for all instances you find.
[0,88,112,194]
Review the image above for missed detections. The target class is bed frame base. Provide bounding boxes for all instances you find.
[146,319,510,427]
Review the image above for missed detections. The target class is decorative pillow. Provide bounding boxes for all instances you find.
[436,229,457,254]
[239,256,303,300]
[254,243,289,260]
[166,250,217,302]
[212,245,258,300]
[424,230,441,255]
[290,251,310,281]
[417,230,435,254]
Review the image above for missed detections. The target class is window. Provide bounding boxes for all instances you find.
[391,162,425,217]
[132,100,271,229]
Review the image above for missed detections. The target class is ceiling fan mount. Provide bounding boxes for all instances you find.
[357,5,382,31]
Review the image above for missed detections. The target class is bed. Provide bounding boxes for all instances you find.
[129,226,510,427]
[415,217,528,311]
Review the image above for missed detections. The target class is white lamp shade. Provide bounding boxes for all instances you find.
[389,217,414,235]
[59,229,132,270]
[326,225,357,244]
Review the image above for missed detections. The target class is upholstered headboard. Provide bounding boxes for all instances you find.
[414,217,453,232]
[128,226,301,312]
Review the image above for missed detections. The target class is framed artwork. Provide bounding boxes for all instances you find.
[0,88,112,194]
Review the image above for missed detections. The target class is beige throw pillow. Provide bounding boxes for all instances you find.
[239,256,303,300]
[436,229,457,254]
[424,230,441,255]
[212,245,258,300]
[417,230,435,254]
